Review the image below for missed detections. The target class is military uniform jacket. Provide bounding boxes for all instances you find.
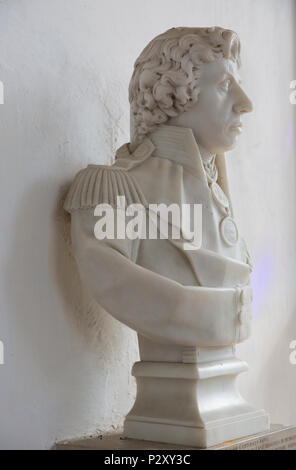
[64,125,252,359]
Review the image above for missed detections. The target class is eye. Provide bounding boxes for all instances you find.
[219,78,232,92]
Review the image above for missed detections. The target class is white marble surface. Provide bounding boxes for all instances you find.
[65,26,270,446]
[0,0,294,450]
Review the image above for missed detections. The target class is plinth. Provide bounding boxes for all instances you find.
[53,425,296,450]
[123,349,269,448]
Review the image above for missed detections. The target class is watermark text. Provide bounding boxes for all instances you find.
[94,196,202,250]
[0,340,4,365]
[289,340,296,365]
[290,80,296,104]
[0,81,3,104]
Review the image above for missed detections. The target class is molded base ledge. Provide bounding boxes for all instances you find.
[123,359,270,448]
[124,412,269,449]
[53,425,296,450]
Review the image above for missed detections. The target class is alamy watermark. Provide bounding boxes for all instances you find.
[0,81,3,104]
[94,196,202,250]
[289,340,296,365]
[290,80,296,104]
[0,85,4,360]
[0,340,4,365]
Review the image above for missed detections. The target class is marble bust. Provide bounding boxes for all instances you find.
[64,27,269,448]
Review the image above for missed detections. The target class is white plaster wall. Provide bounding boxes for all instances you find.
[0,0,295,449]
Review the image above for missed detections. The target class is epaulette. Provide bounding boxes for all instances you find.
[64,138,155,213]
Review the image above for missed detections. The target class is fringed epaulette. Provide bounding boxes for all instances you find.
[64,165,148,213]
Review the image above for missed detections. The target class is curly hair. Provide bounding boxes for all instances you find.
[129,27,241,151]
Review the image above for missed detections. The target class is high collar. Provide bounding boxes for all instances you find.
[115,124,233,214]
[116,125,207,179]
[147,125,206,178]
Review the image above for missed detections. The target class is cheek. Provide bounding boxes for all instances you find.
[196,92,231,135]
[211,115,226,134]
[206,98,227,127]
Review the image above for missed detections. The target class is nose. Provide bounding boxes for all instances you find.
[233,85,253,114]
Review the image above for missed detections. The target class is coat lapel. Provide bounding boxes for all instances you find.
[115,125,244,287]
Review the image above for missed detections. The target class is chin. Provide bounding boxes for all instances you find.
[218,137,239,153]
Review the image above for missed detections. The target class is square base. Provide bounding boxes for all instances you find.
[124,409,269,448]
[53,425,296,450]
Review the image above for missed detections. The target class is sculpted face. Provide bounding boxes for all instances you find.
[169,58,253,155]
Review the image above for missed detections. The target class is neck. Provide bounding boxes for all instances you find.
[165,121,216,163]
[164,118,216,163]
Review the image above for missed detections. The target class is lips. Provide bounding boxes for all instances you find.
[229,122,243,133]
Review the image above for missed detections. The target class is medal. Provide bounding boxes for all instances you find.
[203,157,239,247]
[220,216,239,246]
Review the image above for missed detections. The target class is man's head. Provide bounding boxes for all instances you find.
[129,27,253,153]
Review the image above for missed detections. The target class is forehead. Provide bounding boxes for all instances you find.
[199,58,241,83]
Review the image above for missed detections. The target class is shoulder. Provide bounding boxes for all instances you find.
[64,139,155,213]
[63,163,148,213]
